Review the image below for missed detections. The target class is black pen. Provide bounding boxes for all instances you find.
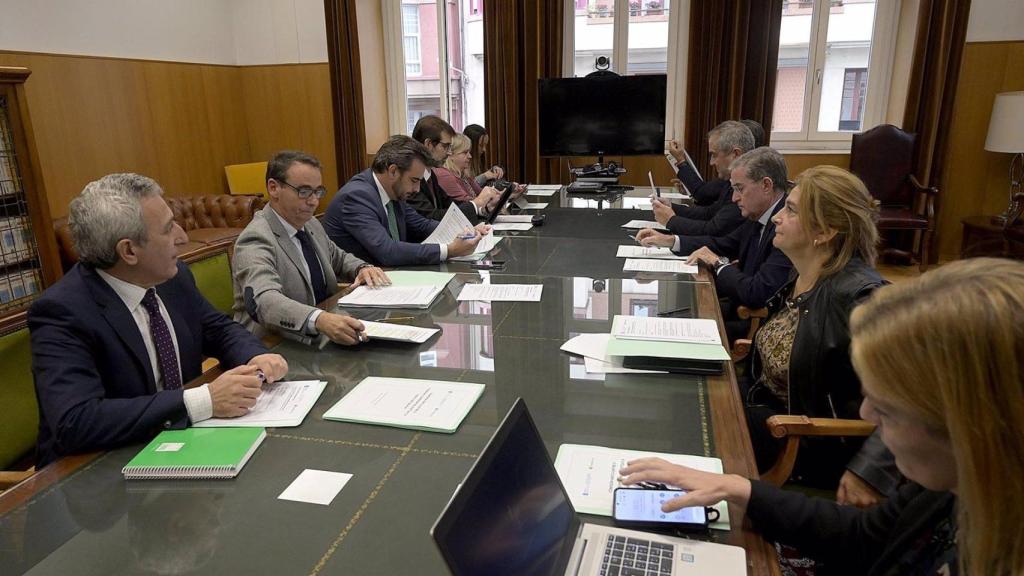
[657,306,691,317]
[626,233,639,243]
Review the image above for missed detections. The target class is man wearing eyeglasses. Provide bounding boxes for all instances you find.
[231,150,390,346]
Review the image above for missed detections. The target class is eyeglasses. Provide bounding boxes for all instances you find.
[437,141,453,152]
[277,180,327,200]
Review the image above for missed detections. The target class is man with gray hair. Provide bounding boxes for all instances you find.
[653,120,754,237]
[638,147,793,340]
[28,173,288,466]
[324,135,487,266]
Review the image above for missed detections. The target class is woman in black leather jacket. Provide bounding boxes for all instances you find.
[744,166,897,504]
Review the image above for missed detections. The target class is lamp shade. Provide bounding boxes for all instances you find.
[985,91,1024,153]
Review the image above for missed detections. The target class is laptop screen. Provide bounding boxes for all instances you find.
[431,399,580,576]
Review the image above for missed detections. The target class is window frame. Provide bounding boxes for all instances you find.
[771,0,900,152]
[401,5,423,76]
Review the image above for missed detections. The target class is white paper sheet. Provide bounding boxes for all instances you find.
[421,203,476,245]
[560,333,615,362]
[193,380,326,428]
[528,184,562,191]
[361,321,439,343]
[457,283,543,302]
[615,245,686,260]
[623,258,699,274]
[322,377,484,432]
[582,356,662,374]
[611,315,721,345]
[493,215,534,223]
[491,223,533,231]
[513,196,548,210]
[278,469,352,506]
[338,285,443,308]
[621,220,668,231]
[553,444,729,530]
[527,189,559,197]
[658,191,687,200]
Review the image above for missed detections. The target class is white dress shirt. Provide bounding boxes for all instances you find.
[373,172,448,260]
[96,269,213,423]
[267,207,325,334]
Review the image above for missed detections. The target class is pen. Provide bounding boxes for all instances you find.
[626,233,638,243]
[379,316,415,323]
[458,233,477,240]
[656,306,691,317]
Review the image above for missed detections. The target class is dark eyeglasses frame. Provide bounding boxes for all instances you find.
[276,179,327,200]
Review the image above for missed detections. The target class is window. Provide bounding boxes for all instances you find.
[386,0,486,136]
[771,0,898,150]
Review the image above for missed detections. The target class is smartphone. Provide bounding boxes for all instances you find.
[612,487,710,531]
[469,260,505,270]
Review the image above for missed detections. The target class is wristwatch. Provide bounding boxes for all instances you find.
[713,256,731,275]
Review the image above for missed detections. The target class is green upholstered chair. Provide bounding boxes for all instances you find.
[184,242,235,316]
[0,312,38,489]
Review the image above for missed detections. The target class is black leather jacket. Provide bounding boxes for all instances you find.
[749,257,900,492]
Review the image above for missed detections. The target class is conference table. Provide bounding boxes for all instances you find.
[0,188,780,575]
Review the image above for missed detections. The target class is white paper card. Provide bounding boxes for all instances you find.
[621,220,668,231]
[278,469,353,506]
[323,377,484,433]
[491,223,533,231]
[458,283,543,302]
[194,380,326,428]
[611,315,721,345]
[623,259,699,274]
[554,444,729,530]
[362,321,439,343]
[615,245,686,260]
[560,333,615,362]
[493,215,534,223]
[513,196,548,210]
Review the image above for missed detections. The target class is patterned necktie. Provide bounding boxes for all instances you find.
[140,289,182,390]
[386,201,401,240]
[295,229,329,304]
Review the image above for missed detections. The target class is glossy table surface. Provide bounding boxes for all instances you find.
[0,202,778,576]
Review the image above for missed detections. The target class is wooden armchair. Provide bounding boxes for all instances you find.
[760,415,876,486]
[0,312,37,490]
[730,305,769,362]
[850,124,938,271]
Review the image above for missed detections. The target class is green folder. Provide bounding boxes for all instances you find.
[121,427,266,480]
[385,271,456,288]
[605,335,730,361]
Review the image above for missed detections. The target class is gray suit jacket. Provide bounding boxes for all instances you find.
[232,207,366,343]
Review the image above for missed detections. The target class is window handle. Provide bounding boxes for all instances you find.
[815,68,823,86]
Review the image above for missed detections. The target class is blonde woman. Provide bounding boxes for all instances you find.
[435,134,484,203]
[743,166,895,506]
[621,258,1024,575]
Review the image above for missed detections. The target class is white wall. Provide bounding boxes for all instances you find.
[0,0,329,65]
[967,0,1024,42]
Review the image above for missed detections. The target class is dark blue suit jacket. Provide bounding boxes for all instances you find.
[29,262,267,467]
[675,196,793,309]
[666,178,746,237]
[324,169,442,266]
[677,160,720,206]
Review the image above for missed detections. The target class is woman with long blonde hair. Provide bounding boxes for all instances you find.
[620,257,1024,575]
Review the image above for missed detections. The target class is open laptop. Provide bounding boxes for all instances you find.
[431,399,746,576]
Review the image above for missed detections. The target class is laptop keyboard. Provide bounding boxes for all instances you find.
[600,535,674,576]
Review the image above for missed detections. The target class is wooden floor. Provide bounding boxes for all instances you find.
[877,262,924,284]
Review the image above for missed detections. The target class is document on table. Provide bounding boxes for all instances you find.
[491,222,533,231]
[457,283,543,302]
[560,333,664,374]
[193,380,326,428]
[278,469,352,506]
[621,220,668,231]
[512,196,548,210]
[493,214,534,223]
[322,377,485,433]
[657,191,687,200]
[421,203,476,245]
[527,186,561,196]
[611,314,721,345]
[338,285,443,308]
[553,444,729,530]
[615,245,686,260]
[582,355,662,374]
[623,258,699,274]
[361,321,440,343]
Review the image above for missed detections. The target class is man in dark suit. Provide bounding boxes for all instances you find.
[653,120,753,236]
[323,135,484,267]
[408,115,498,221]
[638,147,793,340]
[29,173,288,467]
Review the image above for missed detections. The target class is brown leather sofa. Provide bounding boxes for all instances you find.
[53,194,264,271]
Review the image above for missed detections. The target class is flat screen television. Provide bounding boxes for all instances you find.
[538,74,666,157]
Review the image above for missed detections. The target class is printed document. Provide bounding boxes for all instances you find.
[623,259,699,274]
[512,196,548,210]
[362,321,439,343]
[493,215,534,223]
[621,220,668,231]
[458,283,543,302]
[611,315,721,345]
[194,380,326,428]
[553,444,729,530]
[528,184,562,191]
[421,203,476,245]
[615,245,685,260]
[322,377,484,433]
[338,285,443,308]
[491,223,533,231]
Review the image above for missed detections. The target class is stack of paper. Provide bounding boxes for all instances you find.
[527,184,561,197]
[323,376,484,433]
[606,315,730,362]
[553,444,730,530]
[338,271,454,309]
[193,380,326,428]
[491,223,533,231]
[621,220,668,231]
[361,321,440,343]
[493,215,534,224]
[512,196,548,210]
[615,245,686,260]
[560,333,663,374]
[457,283,543,302]
[623,258,699,274]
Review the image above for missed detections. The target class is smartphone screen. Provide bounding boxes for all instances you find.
[613,489,707,525]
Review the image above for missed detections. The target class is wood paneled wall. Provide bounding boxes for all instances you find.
[937,41,1024,260]
[0,51,338,220]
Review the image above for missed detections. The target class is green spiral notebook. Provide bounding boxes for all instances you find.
[122,427,266,480]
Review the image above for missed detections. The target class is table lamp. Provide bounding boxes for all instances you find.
[985,91,1024,225]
